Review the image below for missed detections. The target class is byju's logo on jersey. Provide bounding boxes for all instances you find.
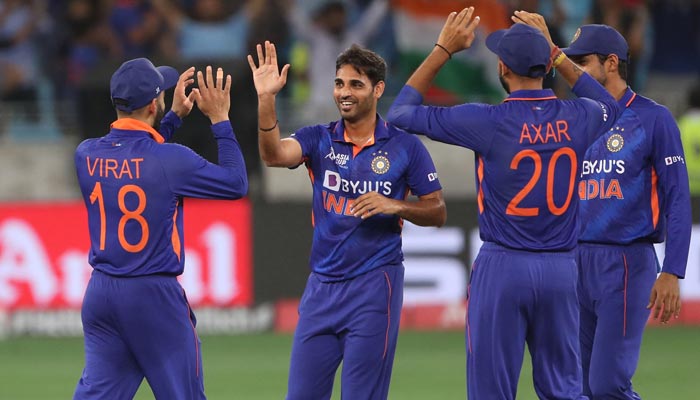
[371,150,390,174]
[323,170,341,191]
[325,146,349,168]
[606,133,624,152]
[665,155,685,165]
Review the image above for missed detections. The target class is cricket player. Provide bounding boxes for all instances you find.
[560,24,690,398]
[73,58,248,399]
[387,8,622,399]
[248,41,446,399]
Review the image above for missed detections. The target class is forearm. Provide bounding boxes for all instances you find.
[257,93,285,166]
[396,197,446,227]
[406,47,451,96]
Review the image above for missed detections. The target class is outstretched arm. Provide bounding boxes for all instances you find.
[405,7,480,96]
[248,41,302,168]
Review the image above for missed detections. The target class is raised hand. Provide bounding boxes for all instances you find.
[436,7,481,56]
[247,41,291,97]
[171,66,198,119]
[195,66,231,124]
[512,10,556,49]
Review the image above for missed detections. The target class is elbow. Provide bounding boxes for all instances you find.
[435,206,447,228]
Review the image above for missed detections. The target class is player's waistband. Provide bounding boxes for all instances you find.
[480,241,576,257]
[578,240,655,250]
[92,268,179,280]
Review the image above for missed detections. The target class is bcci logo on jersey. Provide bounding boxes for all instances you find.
[371,151,390,175]
[606,133,624,152]
[325,146,349,168]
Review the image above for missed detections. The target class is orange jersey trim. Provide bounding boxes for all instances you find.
[503,96,557,102]
[344,131,376,158]
[477,156,485,213]
[111,118,165,144]
[650,168,659,228]
[172,201,181,261]
[625,92,637,108]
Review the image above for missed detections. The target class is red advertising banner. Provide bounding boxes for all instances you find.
[0,199,252,310]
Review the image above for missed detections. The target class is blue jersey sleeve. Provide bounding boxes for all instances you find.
[158,121,248,199]
[290,125,321,166]
[571,73,622,143]
[158,111,183,142]
[650,108,692,278]
[404,135,442,196]
[387,85,496,153]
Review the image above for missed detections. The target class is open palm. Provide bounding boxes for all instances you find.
[248,41,290,97]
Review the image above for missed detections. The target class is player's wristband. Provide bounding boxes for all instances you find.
[259,120,279,132]
[551,47,566,68]
[434,43,452,59]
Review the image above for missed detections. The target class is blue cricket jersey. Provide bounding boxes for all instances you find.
[291,115,442,281]
[577,88,691,278]
[388,74,621,251]
[75,112,248,277]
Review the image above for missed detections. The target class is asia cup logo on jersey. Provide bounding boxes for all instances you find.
[325,146,350,168]
[371,150,390,175]
[606,131,624,153]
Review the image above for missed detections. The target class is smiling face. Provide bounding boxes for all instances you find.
[333,64,384,124]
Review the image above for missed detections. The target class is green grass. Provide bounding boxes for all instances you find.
[0,327,698,399]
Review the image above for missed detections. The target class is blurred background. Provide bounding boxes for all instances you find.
[0,0,699,398]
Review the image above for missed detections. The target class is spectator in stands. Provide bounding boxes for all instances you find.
[153,0,251,62]
[109,0,166,59]
[680,82,700,204]
[0,0,41,129]
[290,0,388,123]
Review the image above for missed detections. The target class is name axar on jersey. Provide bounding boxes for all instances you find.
[292,116,442,281]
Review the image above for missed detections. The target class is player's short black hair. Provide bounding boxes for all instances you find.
[336,44,386,87]
[594,53,628,81]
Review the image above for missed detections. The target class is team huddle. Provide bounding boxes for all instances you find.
[72,6,690,400]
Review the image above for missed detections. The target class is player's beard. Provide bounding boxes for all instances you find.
[153,102,165,131]
[499,74,511,94]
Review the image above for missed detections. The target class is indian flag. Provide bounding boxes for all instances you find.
[392,0,510,104]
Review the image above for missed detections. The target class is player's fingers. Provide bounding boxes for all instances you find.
[265,41,272,65]
[280,64,291,85]
[205,66,214,90]
[646,289,657,309]
[453,7,470,26]
[270,42,278,68]
[189,88,201,103]
[466,15,481,33]
[661,296,672,323]
[445,11,456,25]
[247,54,257,72]
[463,6,475,25]
[196,70,206,91]
[653,299,664,320]
[223,74,232,94]
[216,67,223,89]
[675,297,682,318]
[256,43,264,65]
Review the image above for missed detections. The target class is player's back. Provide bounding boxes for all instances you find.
[76,129,196,277]
[476,95,607,251]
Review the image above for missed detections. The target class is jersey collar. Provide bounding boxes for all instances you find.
[502,89,557,102]
[331,113,390,143]
[619,87,637,109]
[110,118,165,143]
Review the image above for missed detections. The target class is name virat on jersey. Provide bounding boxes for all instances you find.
[85,157,144,179]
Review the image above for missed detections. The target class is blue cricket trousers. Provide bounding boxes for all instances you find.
[74,270,205,400]
[286,264,404,400]
[467,242,587,400]
[578,242,658,399]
